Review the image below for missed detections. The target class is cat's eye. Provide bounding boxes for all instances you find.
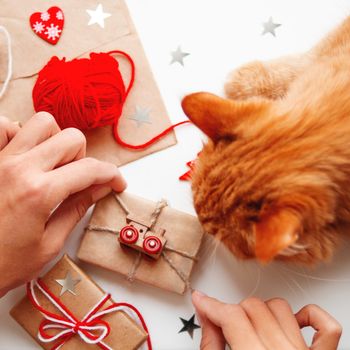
[246,200,263,211]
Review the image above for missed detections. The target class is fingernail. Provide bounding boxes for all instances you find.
[193,289,207,297]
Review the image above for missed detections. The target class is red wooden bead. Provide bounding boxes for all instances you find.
[120,225,139,244]
[143,236,162,255]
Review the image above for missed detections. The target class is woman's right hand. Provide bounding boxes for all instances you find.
[0,113,126,297]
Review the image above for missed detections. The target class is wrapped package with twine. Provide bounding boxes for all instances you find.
[10,255,149,350]
[78,192,204,294]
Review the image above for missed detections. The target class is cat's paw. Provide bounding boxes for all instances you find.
[225,60,293,101]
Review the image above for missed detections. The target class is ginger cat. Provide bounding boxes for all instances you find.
[182,17,350,265]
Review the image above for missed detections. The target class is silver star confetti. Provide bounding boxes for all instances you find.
[55,271,81,296]
[128,106,152,127]
[86,4,111,28]
[262,17,281,37]
[170,46,190,66]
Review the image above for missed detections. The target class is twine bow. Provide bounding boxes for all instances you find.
[27,279,152,350]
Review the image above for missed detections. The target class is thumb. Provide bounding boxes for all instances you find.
[192,290,226,350]
[43,185,120,252]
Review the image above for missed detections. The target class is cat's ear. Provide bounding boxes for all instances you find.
[253,208,300,263]
[181,92,270,141]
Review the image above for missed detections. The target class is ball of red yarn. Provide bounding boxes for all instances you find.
[32,52,127,130]
[33,50,189,150]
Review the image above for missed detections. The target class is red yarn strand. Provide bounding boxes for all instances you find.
[106,50,135,97]
[108,50,190,150]
[113,120,190,150]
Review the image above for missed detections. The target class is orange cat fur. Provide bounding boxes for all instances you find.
[182,17,350,265]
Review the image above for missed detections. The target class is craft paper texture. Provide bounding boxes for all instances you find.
[10,255,147,350]
[0,0,176,166]
[78,192,204,294]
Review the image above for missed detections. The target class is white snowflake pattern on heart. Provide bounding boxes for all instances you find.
[56,10,64,20]
[44,23,62,41]
[40,12,50,21]
[32,21,45,34]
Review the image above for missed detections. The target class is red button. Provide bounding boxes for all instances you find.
[143,236,162,254]
[120,225,139,244]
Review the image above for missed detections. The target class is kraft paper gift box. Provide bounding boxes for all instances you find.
[0,0,176,166]
[10,255,148,350]
[78,192,204,295]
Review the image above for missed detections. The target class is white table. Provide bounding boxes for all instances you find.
[1,0,350,348]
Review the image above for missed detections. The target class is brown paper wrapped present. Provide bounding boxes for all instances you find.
[10,255,149,350]
[0,0,176,166]
[78,192,204,295]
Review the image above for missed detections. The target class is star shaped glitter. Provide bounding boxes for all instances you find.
[170,46,190,66]
[128,106,152,127]
[55,271,81,296]
[178,314,200,339]
[86,4,111,28]
[262,17,281,37]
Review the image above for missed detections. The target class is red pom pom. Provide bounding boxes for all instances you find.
[33,52,127,130]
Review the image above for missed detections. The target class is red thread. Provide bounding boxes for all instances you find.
[26,280,152,350]
[32,50,189,150]
[179,152,201,181]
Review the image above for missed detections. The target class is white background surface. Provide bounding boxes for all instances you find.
[1,0,350,349]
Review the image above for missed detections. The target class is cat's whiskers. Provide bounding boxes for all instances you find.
[280,266,350,282]
[279,243,308,257]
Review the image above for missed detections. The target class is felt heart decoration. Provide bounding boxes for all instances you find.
[30,6,64,45]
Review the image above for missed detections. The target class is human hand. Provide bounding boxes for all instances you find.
[192,291,342,350]
[0,114,126,297]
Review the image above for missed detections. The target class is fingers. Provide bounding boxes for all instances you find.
[27,128,86,171]
[295,304,342,350]
[47,157,127,204]
[266,298,308,349]
[192,291,265,350]
[0,116,21,151]
[198,319,225,350]
[192,294,339,350]
[192,292,226,350]
[240,298,296,350]
[4,112,60,154]
[43,185,113,252]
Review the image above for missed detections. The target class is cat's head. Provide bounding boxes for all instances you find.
[182,92,339,265]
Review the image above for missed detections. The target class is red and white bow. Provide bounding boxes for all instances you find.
[27,279,152,350]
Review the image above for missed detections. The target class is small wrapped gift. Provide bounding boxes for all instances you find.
[10,255,150,350]
[78,192,204,295]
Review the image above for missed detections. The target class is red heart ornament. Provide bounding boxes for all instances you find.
[30,6,64,45]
